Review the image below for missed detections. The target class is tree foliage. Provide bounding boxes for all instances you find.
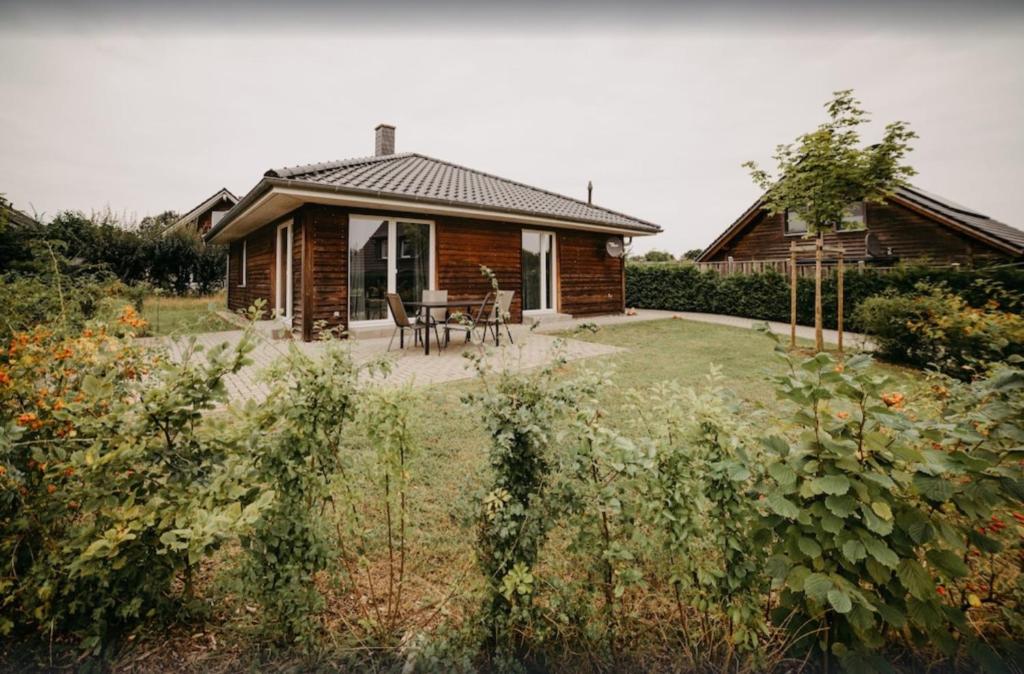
[745,89,917,235]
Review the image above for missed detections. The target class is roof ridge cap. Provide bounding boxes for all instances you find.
[267,152,414,179]
[406,153,660,229]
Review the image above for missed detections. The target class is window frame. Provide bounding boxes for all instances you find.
[347,214,436,327]
[239,239,247,287]
[783,201,867,237]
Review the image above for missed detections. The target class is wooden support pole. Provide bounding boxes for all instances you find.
[789,242,797,349]
[837,251,844,354]
[814,236,824,353]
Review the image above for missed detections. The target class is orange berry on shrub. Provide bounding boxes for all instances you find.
[46,484,56,494]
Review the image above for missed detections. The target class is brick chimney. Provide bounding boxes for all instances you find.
[375,124,395,156]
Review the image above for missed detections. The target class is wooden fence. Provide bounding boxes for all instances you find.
[693,259,962,278]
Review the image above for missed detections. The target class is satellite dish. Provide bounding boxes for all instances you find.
[864,232,891,258]
[605,237,625,258]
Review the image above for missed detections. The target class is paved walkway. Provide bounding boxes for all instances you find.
[156,309,869,403]
[154,326,622,403]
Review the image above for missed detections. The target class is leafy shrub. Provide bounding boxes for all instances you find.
[855,282,1024,379]
[759,335,1024,672]
[0,311,261,652]
[625,262,1024,331]
[238,337,368,648]
[464,347,595,659]
[3,209,226,296]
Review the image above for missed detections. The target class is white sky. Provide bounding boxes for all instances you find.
[1,21,1022,254]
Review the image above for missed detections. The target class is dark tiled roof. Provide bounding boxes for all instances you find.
[896,186,1024,254]
[264,153,660,233]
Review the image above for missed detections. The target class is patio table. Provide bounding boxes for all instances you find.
[405,298,493,355]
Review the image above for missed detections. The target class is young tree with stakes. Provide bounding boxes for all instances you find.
[744,89,917,352]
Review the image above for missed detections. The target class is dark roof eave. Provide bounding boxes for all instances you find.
[206,177,662,242]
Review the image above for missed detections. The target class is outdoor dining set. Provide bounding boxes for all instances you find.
[386,290,516,355]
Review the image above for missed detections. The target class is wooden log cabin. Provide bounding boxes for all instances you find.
[205,125,661,341]
[165,188,238,236]
[698,188,1024,266]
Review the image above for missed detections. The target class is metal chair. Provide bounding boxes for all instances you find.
[386,293,434,351]
[443,292,493,347]
[482,290,515,345]
[421,289,448,351]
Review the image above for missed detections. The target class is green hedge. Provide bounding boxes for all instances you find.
[625,263,1024,331]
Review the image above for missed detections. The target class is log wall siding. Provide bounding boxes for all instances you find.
[557,229,624,316]
[707,201,1013,264]
[301,205,349,334]
[226,203,629,340]
[436,217,524,323]
[226,226,273,318]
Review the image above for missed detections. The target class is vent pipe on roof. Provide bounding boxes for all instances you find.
[587,180,593,205]
[375,124,395,156]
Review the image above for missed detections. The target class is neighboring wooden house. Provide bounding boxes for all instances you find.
[205,125,661,341]
[698,186,1024,265]
[0,201,42,230]
[165,188,238,236]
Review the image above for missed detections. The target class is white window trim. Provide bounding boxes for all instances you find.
[275,220,294,323]
[239,240,247,287]
[522,229,557,315]
[348,215,436,327]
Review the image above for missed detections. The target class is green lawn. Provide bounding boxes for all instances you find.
[141,293,235,336]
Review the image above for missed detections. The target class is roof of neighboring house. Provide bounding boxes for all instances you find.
[1,202,41,229]
[698,185,1024,261]
[207,153,661,242]
[165,187,238,235]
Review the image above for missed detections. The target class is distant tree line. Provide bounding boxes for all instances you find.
[631,248,705,263]
[0,198,226,295]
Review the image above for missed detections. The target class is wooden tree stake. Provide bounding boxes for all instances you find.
[837,251,844,353]
[789,242,797,349]
[814,236,824,352]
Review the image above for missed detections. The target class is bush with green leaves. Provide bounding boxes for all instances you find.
[625,262,1024,331]
[0,310,262,654]
[555,381,651,661]
[854,281,1024,379]
[237,336,368,648]
[624,374,769,664]
[758,334,1024,672]
[463,347,595,659]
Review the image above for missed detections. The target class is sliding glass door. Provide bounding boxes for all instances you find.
[349,215,434,324]
[522,230,555,312]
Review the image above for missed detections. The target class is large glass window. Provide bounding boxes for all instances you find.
[395,222,430,305]
[522,230,554,312]
[786,201,866,235]
[349,216,433,323]
[349,217,390,321]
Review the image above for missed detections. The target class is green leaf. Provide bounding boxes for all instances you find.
[803,573,833,600]
[871,501,893,521]
[863,537,899,569]
[766,492,800,519]
[914,475,955,503]
[897,559,935,600]
[798,537,823,559]
[827,588,853,614]
[768,462,797,487]
[842,540,867,563]
[813,474,851,495]
[825,494,858,518]
[926,549,969,579]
